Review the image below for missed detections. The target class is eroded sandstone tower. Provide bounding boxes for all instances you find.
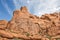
[0,6,60,40]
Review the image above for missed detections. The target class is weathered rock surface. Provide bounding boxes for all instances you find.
[0,20,8,29]
[0,6,60,40]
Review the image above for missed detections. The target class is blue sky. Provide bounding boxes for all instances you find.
[0,0,60,21]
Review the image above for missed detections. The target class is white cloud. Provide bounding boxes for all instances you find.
[33,0,58,14]
[13,0,60,16]
[27,0,30,4]
[13,0,25,9]
[13,0,20,9]
[1,0,12,16]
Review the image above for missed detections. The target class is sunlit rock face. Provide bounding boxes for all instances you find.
[0,20,8,29]
[0,6,60,40]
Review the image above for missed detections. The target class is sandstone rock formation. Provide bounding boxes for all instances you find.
[0,6,60,40]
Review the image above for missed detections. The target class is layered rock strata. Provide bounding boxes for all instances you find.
[0,6,60,40]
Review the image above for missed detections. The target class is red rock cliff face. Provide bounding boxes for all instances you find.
[0,6,60,40]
